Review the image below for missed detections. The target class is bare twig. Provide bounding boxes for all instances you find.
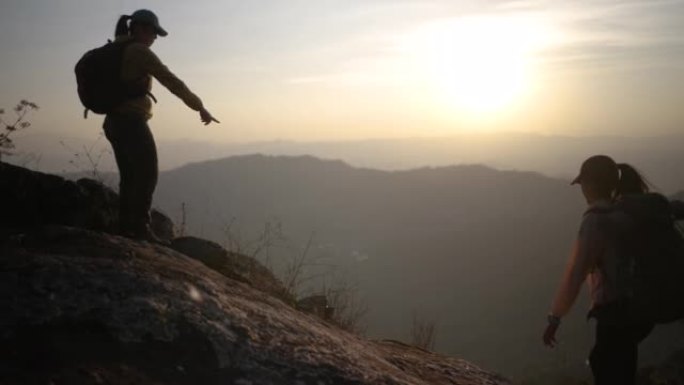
[59,134,111,183]
[410,312,437,350]
[283,232,316,295]
[215,218,368,333]
[179,202,187,237]
[322,278,369,334]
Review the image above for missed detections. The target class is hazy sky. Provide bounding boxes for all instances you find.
[2,0,683,143]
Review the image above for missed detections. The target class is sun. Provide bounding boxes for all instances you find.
[404,15,555,117]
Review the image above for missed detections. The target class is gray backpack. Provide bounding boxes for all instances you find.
[594,193,684,324]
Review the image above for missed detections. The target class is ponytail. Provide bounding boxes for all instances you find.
[616,163,650,196]
[114,15,131,37]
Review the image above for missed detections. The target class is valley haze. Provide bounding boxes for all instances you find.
[10,131,684,194]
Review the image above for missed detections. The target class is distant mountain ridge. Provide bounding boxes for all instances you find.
[14,132,684,193]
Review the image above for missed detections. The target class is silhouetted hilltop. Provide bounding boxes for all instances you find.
[0,161,511,385]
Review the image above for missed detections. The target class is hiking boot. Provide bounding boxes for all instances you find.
[119,223,169,246]
[135,225,170,246]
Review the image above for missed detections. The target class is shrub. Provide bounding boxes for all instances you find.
[0,99,39,161]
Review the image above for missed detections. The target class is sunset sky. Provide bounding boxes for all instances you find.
[1,0,683,143]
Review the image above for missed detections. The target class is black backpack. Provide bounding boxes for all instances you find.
[606,193,684,324]
[75,40,148,117]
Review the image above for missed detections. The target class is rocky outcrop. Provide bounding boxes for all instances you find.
[1,226,509,385]
[0,162,510,384]
[170,236,293,303]
[0,161,174,241]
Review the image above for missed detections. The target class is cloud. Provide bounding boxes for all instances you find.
[537,0,684,69]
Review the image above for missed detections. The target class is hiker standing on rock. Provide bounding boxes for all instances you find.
[80,10,219,241]
[542,155,684,385]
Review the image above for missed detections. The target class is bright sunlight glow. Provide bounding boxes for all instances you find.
[403,15,557,117]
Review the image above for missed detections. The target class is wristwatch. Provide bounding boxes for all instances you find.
[547,314,561,326]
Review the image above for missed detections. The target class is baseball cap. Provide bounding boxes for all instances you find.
[571,155,618,185]
[130,9,168,37]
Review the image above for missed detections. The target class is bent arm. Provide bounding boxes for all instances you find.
[137,46,204,111]
[550,215,603,317]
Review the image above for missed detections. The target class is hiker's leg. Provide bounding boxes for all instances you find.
[103,114,157,237]
[614,322,654,385]
[589,321,609,385]
[590,321,651,385]
[618,328,638,385]
[110,116,158,236]
[589,321,625,385]
[129,119,158,234]
[103,115,135,234]
[629,323,655,382]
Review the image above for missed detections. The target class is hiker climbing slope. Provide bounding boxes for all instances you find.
[543,155,684,385]
[76,9,219,241]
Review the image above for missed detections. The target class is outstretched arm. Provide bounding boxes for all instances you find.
[136,45,219,124]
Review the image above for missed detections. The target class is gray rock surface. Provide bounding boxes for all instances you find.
[0,226,510,385]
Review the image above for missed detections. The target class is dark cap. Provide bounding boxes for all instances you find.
[130,9,168,37]
[571,155,618,185]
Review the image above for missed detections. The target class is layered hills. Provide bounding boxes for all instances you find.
[152,155,684,382]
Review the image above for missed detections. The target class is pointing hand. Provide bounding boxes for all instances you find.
[200,107,220,125]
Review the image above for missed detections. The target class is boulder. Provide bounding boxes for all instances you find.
[170,236,293,303]
[0,161,174,241]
